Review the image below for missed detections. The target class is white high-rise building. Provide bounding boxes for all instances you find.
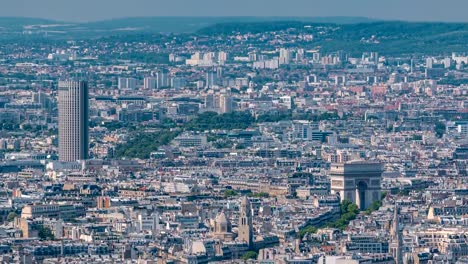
[216,67,223,79]
[296,49,305,62]
[156,71,169,88]
[203,52,216,63]
[218,51,228,63]
[426,57,433,69]
[443,57,451,68]
[248,52,257,62]
[118,77,137,89]
[312,52,321,63]
[335,75,346,85]
[58,80,89,162]
[171,77,186,89]
[144,77,157,89]
[307,75,317,83]
[206,71,218,88]
[279,48,291,65]
[205,93,216,109]
[192,52,202,60]
[219,94,232,113]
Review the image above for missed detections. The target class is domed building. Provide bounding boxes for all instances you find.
[211,211,235,241]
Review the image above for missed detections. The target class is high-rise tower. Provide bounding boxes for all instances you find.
[58,80,89,161]
[238,196,253,248]
[219,94,232,114]
[205,71,218,88]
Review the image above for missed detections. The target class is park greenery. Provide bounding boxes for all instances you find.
[6,212,17,222]
[223,189,239,198]
[298,225,318,239]
[297,199,360,239]
[299,200,359,237]
[115,110,344,158]
[364,200,383,215]
[241,251,258,260]
[115,128,181,159]
[328,200,360,230]
[249,192,270,198]
[38,226,55,241]
[435,122,446,138]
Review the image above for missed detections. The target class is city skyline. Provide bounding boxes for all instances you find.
[2,0,468,22]
[0,1,466,263]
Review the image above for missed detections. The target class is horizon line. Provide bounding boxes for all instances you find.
[1,15,467,24]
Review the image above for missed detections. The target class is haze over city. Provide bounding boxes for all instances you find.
[2,0,468,22]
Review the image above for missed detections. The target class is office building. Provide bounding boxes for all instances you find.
[58,80,89,161]
[290,120,319,141]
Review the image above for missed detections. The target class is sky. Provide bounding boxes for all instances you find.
[1,0,467,23]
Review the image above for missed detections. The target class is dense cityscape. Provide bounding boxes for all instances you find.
[0,15,466,264]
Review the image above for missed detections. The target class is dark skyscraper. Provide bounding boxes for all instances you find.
[58,80,89,161]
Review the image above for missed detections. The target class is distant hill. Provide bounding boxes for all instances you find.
[0,17,62,27]
[0,16,378,36]
[0,17,71,39]
[82,16,378,33]
[0,16,467,55]
[197,20,468,55]
[0,17,66,34]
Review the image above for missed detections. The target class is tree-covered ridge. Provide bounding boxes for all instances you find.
[197,21,468,55]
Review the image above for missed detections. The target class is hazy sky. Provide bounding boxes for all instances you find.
[2,0,467,22]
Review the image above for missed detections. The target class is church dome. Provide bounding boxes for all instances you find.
[215,211,228,224]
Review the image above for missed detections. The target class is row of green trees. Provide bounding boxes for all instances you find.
[297,199,360,239]
[223,189,271,198]
[297,225,318,239]
[328,200,360,230]
[364,200,383,215]
[256,111,342,123]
